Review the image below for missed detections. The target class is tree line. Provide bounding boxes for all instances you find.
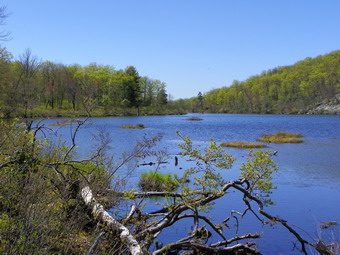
[190,50,340,114]
[0,47,171,118]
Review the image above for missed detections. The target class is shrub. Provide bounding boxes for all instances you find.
[257,132,304,143]
[139,171,179,192]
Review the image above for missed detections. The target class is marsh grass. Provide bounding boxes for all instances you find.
[221,141,266,148]
[139,171,179,192]
[49,121,70,126]
[185,116,203,121]
[119,124,147,129]
[257,132,304,144]
[50,119,82,126]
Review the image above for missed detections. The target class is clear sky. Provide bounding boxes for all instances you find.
[2,0,340,99]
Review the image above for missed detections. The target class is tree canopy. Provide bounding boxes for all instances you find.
[202,51,340,114]
[0,48,171,117]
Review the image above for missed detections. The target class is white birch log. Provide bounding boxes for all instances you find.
[81,186,143,255]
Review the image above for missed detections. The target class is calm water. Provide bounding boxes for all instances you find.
[41,114,340,254]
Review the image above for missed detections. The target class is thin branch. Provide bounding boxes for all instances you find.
[231,181,314,255]
[86,232,106,255]
[177,214,226,242]
[211,233,261,247]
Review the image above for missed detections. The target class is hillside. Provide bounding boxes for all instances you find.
[203,50,340,114]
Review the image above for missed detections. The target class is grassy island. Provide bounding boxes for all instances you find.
[119,124,147,129]
[257,132,304,143]
[139,171,179,192]
[49,119,83,126]
[221,141,266,148]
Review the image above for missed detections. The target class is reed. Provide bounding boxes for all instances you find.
[221,141,266,148]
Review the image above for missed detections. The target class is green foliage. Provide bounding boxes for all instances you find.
[240,150,279,205]
[0,47,170,118]
[0,119,113,253]
[139,171,179,192]
[202,50,340,114]
[177,131,236,207]
[176,132,279,210]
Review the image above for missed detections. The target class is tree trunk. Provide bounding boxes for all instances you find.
[80,186,143,255]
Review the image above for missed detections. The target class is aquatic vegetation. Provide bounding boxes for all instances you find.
[185,116,203,121]
[139,171,179,192]
[221,141,266,148]
[49,119,82,126]
[49,121,70,126]
[257,132,304,143]
[119,124,147,129]
[320,221,337,229]
[63,119,82,124]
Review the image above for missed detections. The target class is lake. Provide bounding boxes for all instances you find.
[41,114,340,254]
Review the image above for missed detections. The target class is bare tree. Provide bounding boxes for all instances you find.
[16,48,41,117]
[0,6,10,41]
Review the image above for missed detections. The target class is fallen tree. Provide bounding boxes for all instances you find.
[81,186,143,255]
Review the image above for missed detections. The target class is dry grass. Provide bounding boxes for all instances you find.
[50,119,82,126]
[257,132,304,143]
[221,141,266,148]
[49,121,70,126]
[119,124,147,129]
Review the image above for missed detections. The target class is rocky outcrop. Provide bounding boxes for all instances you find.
[305,94,340,114]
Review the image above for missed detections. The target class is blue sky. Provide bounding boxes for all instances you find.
[2,0,340,99]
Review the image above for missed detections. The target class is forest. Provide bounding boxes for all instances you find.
[1,46,339,118]
[200,50,340,114]
[0,47,175,118]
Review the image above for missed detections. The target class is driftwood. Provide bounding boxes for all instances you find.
[108,190,183,198]
[81,186,143,255]
[138,161,168,167]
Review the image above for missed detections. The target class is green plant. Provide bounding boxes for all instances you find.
[240,150,279,205]
[139,171,179,192]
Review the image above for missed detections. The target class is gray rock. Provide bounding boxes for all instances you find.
[306,94,340,114]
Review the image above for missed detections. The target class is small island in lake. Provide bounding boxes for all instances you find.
[119,124,147,129]
[257,132,304,143]
[221,141,266,148]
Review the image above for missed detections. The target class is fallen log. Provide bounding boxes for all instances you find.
[81,186,143,255]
